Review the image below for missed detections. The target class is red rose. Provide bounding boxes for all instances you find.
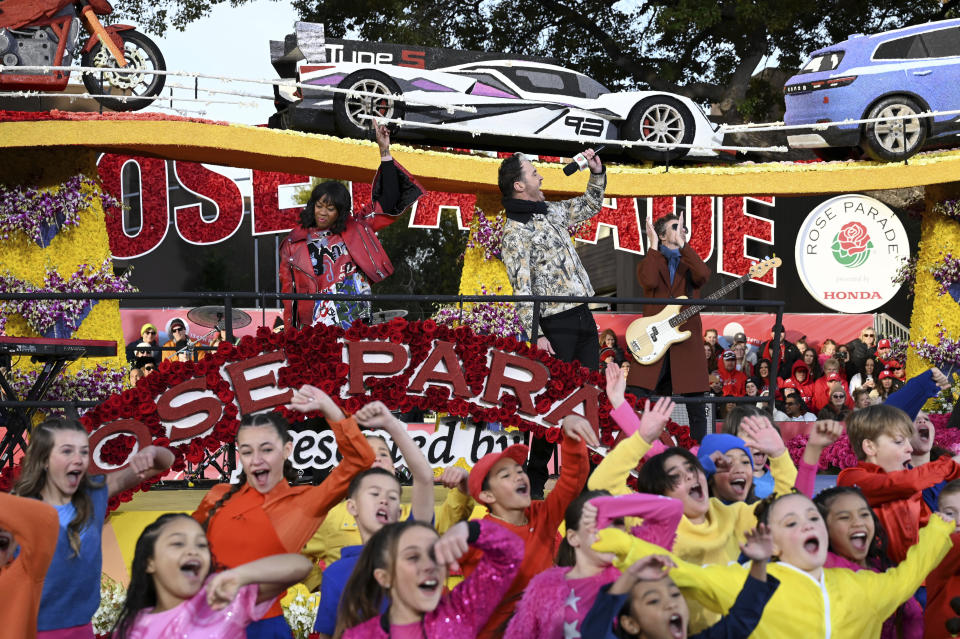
[837,221,871,255]
[535,398,552,414]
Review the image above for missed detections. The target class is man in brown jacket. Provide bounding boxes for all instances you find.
[626,214,711,441]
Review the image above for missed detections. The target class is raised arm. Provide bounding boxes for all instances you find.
[855,515,955,620]
[435,466,474,533]
[796,421,844,497]
[354,401,435,524]
[288,385,376,516]
[0,492,58,580]
[738,415,796,496]
[434,520,524,634]
[543,415,594,527]
[554,150,606,226]
[106,445,175,498]
[206,553,313,608]
[590,493,683,550]
[837,456,960,505]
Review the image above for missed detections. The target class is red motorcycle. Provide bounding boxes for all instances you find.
[0,0,165,111]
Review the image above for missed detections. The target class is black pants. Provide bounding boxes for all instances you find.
[627,354,708,443]
[527,304,599,498]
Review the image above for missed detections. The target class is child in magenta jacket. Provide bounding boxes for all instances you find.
[337,519,522,639]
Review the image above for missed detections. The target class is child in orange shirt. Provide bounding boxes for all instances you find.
[0,491,58,638]
[837,404,960,562]
[457,414,596,639]
[192,384,374,638]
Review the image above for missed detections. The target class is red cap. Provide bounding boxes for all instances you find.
[468,444,530,502]
[878,369,895,380]
[782,378,797,389]
[722,350,737,360]
[886,359,903,369]
[878,338,891,349]
[826,372,842,382]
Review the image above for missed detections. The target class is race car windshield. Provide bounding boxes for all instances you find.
[799,51,844,74]
[577,74,609,99]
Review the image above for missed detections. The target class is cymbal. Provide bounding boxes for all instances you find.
[369,309,408,325]
[187,306,252,329]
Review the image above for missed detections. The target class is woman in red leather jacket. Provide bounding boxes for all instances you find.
[279,123,425,329]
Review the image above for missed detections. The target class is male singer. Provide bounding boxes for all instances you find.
[499,148,606,498]
[627,214,711,441]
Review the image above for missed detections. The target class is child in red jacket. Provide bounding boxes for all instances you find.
[838,404,960,563]
[458,414,595,639]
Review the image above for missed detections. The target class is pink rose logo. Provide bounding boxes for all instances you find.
[831,222,873,267]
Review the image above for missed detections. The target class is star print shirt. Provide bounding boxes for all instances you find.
[504,565,622,639]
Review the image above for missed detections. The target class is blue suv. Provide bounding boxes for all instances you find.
[783,19,960,161]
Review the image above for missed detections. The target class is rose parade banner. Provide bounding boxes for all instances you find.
[82,319,621,506]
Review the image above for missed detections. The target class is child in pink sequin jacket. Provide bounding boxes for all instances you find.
[505,490,682,639]
[337,519,522,639]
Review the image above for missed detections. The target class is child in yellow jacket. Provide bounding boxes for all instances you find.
[593,491,955,639]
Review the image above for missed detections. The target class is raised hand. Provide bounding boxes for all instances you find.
[433,521,470,572]
[583,148,603,174]
[606,361,627,408]
[740,524,774,562]
[562,414,600,448]
[637,396,675,445]
[127,446,161,479]
[206,569,242,611]
[288,384,345,421]
[933,367,952,391]
[738,414,786,457]
[646,217,659,251]
[354,401,399,431]
[581,500,599,536]
[710,450,733,474]
[374,121,391,157]
[439,466,469,494]
[625,555,676,581]
[807,420,844,450]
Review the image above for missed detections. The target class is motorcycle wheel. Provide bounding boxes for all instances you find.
[81,29,166,112]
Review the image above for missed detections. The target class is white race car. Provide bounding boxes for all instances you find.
[270,58,723,162]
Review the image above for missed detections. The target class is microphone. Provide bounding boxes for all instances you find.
[563,145,606,176]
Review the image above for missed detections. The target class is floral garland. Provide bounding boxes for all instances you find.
[463,208,505,260]
[78,319,617,511]
[931,251,960,297]
[0,260,135,336]
[434,285,524,338]
[0,174,120,247]
[3,364,127,416]
[92,574,126,638]
[932,198,960,222]
[912,322,960,371]
[892,255,918,297]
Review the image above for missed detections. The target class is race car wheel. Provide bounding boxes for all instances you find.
[334,70,405,139]
[622,96,695,163]
[860,96,927,162]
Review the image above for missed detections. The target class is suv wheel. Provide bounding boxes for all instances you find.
[861,96,927,162]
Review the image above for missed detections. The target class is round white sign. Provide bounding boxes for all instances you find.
[795,194,909,313]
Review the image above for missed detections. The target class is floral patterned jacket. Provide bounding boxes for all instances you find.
[500,170,607,336]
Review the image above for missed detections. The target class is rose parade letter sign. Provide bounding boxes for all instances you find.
[81,319,616,499]
[794,194,909,313]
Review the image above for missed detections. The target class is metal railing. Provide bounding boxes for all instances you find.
[0,289,786,479]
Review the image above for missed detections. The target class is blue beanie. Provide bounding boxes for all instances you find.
[697,434,755,478]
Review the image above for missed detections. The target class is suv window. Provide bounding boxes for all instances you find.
[800,51,844,74]
[921,27,960,58]
[874,35,929,60]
